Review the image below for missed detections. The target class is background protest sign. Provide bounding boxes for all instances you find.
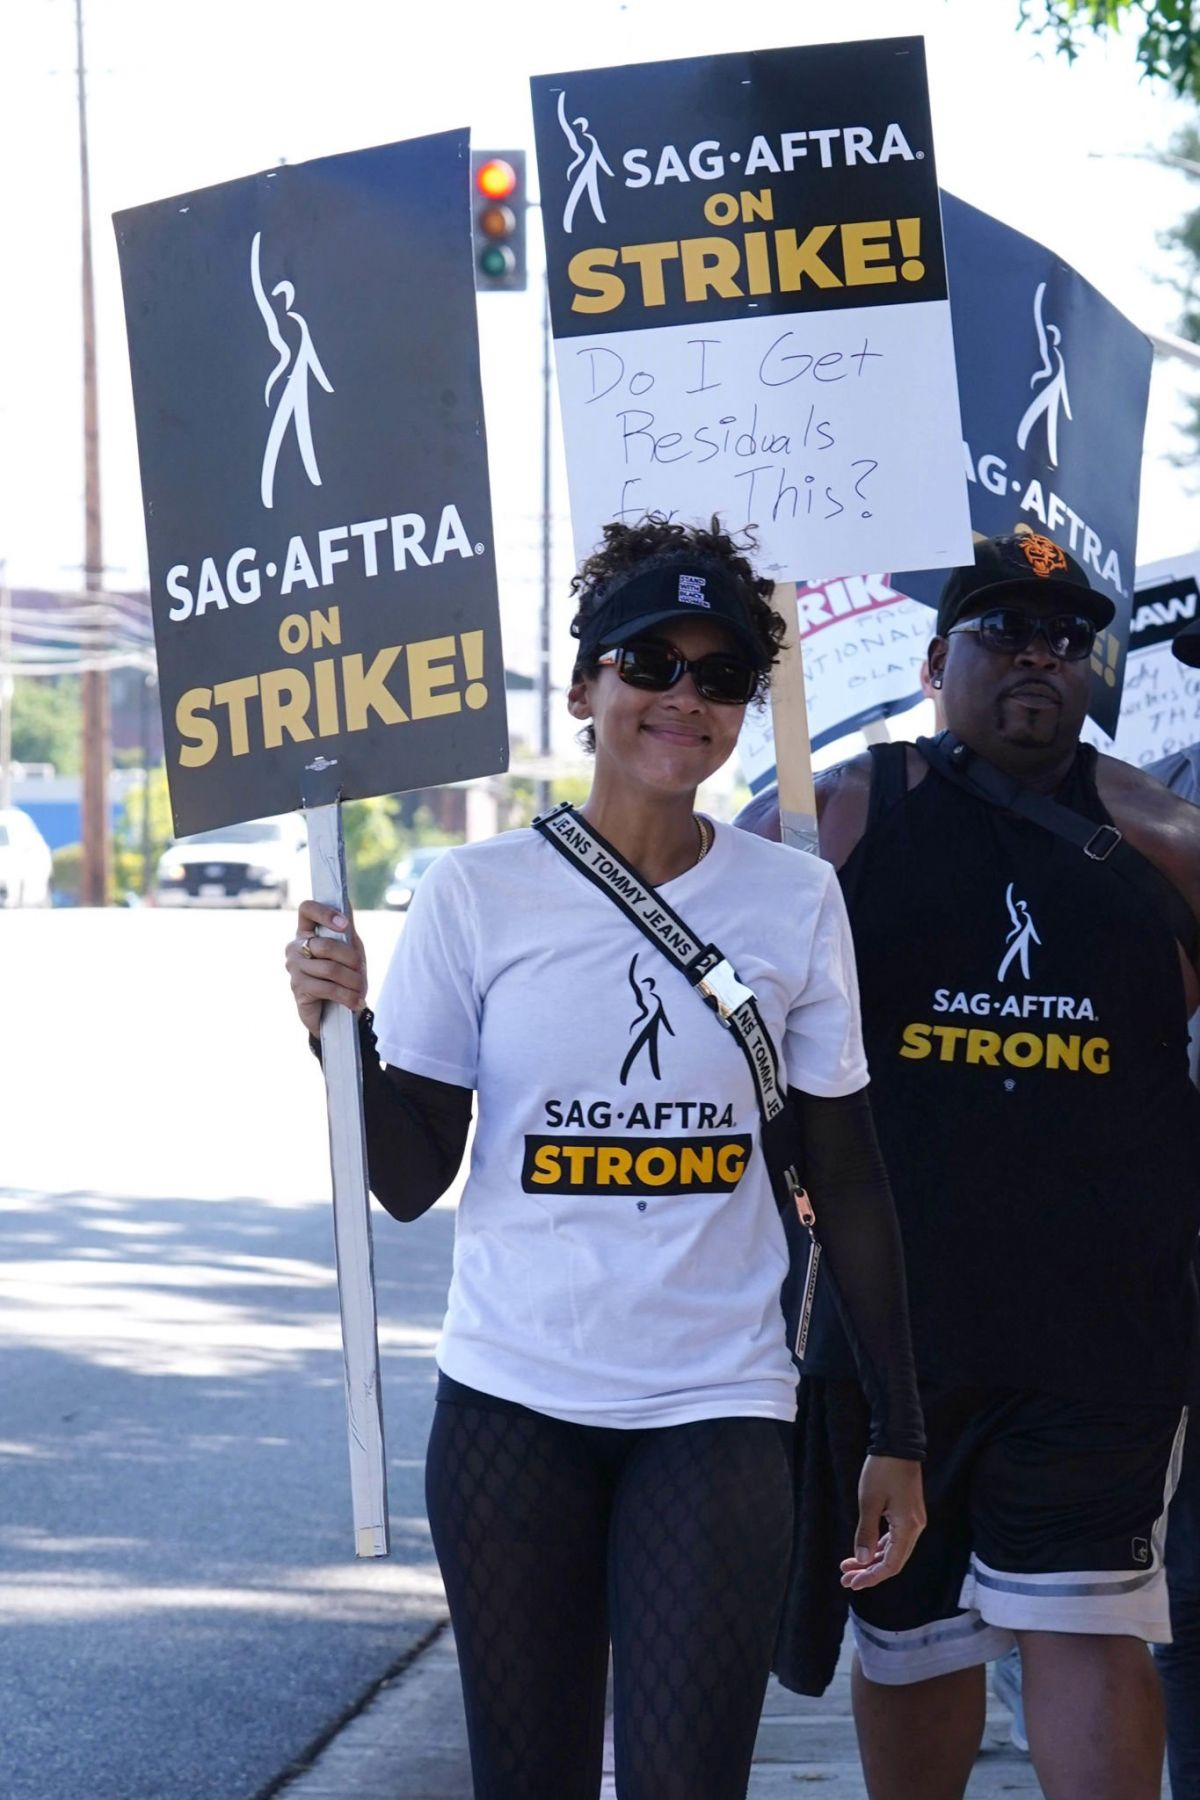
[741,570,931,782]
[895,193,1153,738]
[1082,553,1200,768]
[737,571,932,790]
[115,130,506,839]
[531,38,972,586]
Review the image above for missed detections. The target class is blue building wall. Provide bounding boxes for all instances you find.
[12,777,137,852]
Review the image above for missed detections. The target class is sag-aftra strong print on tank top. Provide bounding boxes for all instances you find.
[839,744,1200,1407]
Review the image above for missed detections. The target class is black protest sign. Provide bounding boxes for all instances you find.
[533,40,946,333]
[115,131,506,838]
[894,194,1153,737]
[531,39,971,585]
[1129,574,1200,653]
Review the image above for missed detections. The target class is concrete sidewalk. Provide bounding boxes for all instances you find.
[275,1627,1055,1798]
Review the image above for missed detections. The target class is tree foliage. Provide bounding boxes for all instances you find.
[114,765,175,898]
[1162,122,1200,329]
[1019,0,1200,102]
[1159,122,1200,455]
[10,676,82,774]
[341,795,404,910]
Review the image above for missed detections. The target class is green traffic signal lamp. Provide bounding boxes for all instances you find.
[479,243,517,279]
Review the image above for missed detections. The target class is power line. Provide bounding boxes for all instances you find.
[2,584,154,675]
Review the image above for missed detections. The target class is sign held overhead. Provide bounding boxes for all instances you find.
[531,39,972,585]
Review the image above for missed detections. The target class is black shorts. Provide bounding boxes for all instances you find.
[851,1385,1187,1685]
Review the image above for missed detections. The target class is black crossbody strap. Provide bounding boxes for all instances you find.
[917,732,1198,963]
[865,741,910,827]
[533,803,822,1355]
[534,803,788,1127]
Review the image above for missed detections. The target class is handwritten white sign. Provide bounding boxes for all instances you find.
[556,304,969,583]
[1082,552,1200,769]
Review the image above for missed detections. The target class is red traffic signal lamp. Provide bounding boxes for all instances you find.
[471,149,527,292]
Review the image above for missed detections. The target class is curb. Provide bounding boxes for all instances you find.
[264,1619,463,1800]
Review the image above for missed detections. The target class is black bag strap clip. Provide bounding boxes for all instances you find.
[1084,823,1122,862]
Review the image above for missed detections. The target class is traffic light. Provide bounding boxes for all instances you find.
[471,150,527,292]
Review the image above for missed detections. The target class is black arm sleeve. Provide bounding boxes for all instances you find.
[309,1010,472,1223]
[792,1085,925,1462]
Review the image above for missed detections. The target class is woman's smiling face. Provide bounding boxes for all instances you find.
[570,617,750,800]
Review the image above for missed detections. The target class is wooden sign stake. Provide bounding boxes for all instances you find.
[769,582,820,856]
[304,762,389,1558]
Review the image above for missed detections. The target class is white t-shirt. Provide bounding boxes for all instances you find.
[373,821,868,1428]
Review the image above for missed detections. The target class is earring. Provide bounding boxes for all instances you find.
[931,673,943,690]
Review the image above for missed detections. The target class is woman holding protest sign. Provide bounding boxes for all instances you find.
[285,515,924,1800]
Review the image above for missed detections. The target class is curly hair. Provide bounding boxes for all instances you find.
[568,516,787,753]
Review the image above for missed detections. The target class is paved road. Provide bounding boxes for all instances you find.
[1,907,457,1800]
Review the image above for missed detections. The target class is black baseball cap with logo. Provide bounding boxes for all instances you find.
[576,551,769,669]
[936,532,1115,636]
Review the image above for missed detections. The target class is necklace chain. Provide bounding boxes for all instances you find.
[694,814,713,864]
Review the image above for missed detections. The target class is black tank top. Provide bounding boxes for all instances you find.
[836,743,1200,1405]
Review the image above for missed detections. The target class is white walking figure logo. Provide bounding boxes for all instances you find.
[1015,281,1072,470]
[557,90,613,234]
[251,232,334,510]
[997,883,1042,983]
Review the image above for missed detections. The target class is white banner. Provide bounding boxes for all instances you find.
[738,570,930,789]
[1082,552,1200,769]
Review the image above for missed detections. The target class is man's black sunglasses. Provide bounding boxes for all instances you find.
[947,607,1098,662]
[597,638,763,704]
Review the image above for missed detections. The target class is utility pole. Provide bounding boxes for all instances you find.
[140,672,153,897]
[537,279,552,813]
[0,562,12,812]
[76,0,108,905]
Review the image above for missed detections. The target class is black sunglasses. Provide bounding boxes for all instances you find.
[947,607,1097,662]
[597,638,763,705]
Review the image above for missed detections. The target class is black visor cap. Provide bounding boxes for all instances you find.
[578,554,768,670]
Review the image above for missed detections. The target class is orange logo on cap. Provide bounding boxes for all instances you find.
[1020,533,1068,578]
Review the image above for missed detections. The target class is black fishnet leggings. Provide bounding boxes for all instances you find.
[426,1380,794,1800]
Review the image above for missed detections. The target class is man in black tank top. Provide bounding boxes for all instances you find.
[741,531,1200,1800]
